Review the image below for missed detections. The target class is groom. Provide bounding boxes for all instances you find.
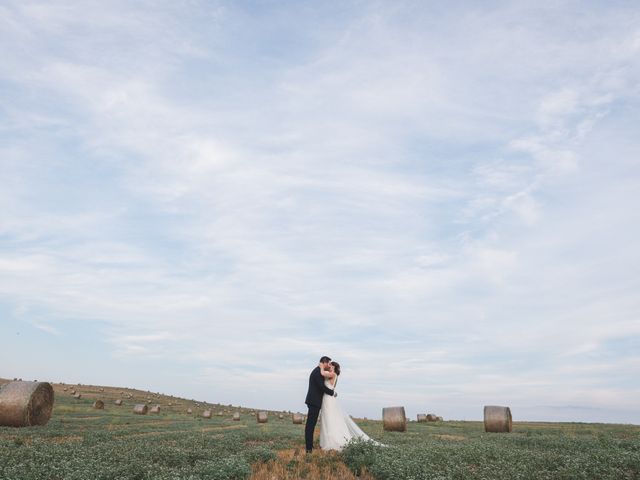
[304,355,337,453]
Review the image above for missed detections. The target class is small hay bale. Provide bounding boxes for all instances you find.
[202,410,212,419]
[217,411,223,416]
[114,399,123,406]
[99,388,104,392]
[417,414,427,422]
[0,381,55,427]
[233,412,240,421]
[292,413,304,424]
[256,411,268,423]
[63,388,68,392]
[484,405,512,433]
[150,405,160,414]
[93,400,104,410]
[383,406,407,432]
[187,408,193,414]
[133,404,148,415]
[427,414,437,422]
[74,393,82,399]
[70,390,76,395]
[278,413,284,419]
[436,416,443,421]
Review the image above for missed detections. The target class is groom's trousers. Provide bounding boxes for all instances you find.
[305,405,321,452]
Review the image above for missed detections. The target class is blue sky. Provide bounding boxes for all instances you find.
[1,0,639,423]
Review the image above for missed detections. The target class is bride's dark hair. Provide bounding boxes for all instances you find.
[331,361,341,376]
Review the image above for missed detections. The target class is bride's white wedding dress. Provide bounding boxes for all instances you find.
[319,378,378,451]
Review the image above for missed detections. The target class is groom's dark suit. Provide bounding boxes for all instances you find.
[304,366,335,452]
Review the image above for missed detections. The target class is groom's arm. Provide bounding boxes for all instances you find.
[313,370,336,397]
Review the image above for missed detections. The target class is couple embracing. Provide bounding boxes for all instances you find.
[304,355,379,452]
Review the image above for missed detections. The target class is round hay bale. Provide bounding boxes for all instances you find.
[426,414,437,422]
[0,381,55,427]
[99,388,104,393]
[93,400,104,410]
[114,399,123,406]
[187,408,193,414]
[484,405,512,433]
[202,409,212,419]
[217,411,223,416]
[133,404,148,415]
[150,405,160,414]
[417,414,427,422]
[63,388,68,392]
[70,390,76,395]
[278,413,284,419]
[436,416,443,421]
[292,413,304,424]
[383,406,407,432]
[74,393,82,399]
[233,412,240,421]
[256,411,268,423]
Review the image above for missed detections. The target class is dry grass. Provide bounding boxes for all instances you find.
[250,448,375,480]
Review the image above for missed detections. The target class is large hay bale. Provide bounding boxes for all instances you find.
[0,381,55,427]
[133,404,148,415]
[292,413,304,424]
[93,400,104,410]
[426,414,437,422]
[484,405,512,433]
[114,399,123,406]
[383,406,406,432]
[150,405,160,414]
[233,412,240,421]
[202,410,212,419]
[417,414,427,422]
[256,411,268,423]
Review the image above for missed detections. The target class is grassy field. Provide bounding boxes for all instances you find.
[1,379,639,479]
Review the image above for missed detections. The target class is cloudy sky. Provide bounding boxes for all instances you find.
[1,1,639,423]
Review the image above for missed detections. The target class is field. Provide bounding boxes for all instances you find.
[1,380,639,480]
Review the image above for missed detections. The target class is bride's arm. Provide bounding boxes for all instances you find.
[320,369,335,379]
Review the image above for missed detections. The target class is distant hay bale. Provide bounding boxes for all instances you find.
[70,390,76,395]
[114,399,123,406]
[93,400,104,410]
[187,408,193,414]
[150,405,160,414]
[74,393,82,399]
[417,414,427,422]
[133,404,148,415]
[168,403,172,406]
[484,405,512,433]
[256,411,268,423]
[233,412,240,421]
[383,406,407,432]
[427,414,437,422]
[436,416,443,421]
[278,413,284,419]
[217,411,223,416]
[0,381,55,427]
[292,413,304,424]
[63,388,68,392]
[99,388,104,392]
[202,410,212,419]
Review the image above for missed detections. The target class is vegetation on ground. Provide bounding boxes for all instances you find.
[1,380,638,479]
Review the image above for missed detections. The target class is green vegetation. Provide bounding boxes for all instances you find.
[1,383,638,479]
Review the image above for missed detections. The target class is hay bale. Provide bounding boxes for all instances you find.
[484,405,512,433]
[93,400,104,410]
[436,416,443,421]
[233,412,240,421]
[114,399,123,406]
[70,390,76,395]
[256,411,268,423]
[187,408,193,414]
[427,414,437,422]
[278,413,284,419]
[150,405,160,414]
[133,404,148,415]
[217,411,223,416]
[74,393,82,399]
[417,414,427,422]
[383,406,406,432]
[202,410,212,419]
[99,388,104,393]
[0,381,55,427]
[292,413,304,424]
[63,388,68,392]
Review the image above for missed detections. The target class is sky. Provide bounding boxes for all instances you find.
[1,0,639,424]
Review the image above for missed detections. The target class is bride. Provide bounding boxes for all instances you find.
[319,361,381,451]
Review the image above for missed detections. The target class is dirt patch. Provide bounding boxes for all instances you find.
[250,448,375,480]
[433,434,466,441]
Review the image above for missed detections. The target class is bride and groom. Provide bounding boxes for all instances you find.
[304,355,377,452]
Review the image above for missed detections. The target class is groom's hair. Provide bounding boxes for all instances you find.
[319,356,331,364]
